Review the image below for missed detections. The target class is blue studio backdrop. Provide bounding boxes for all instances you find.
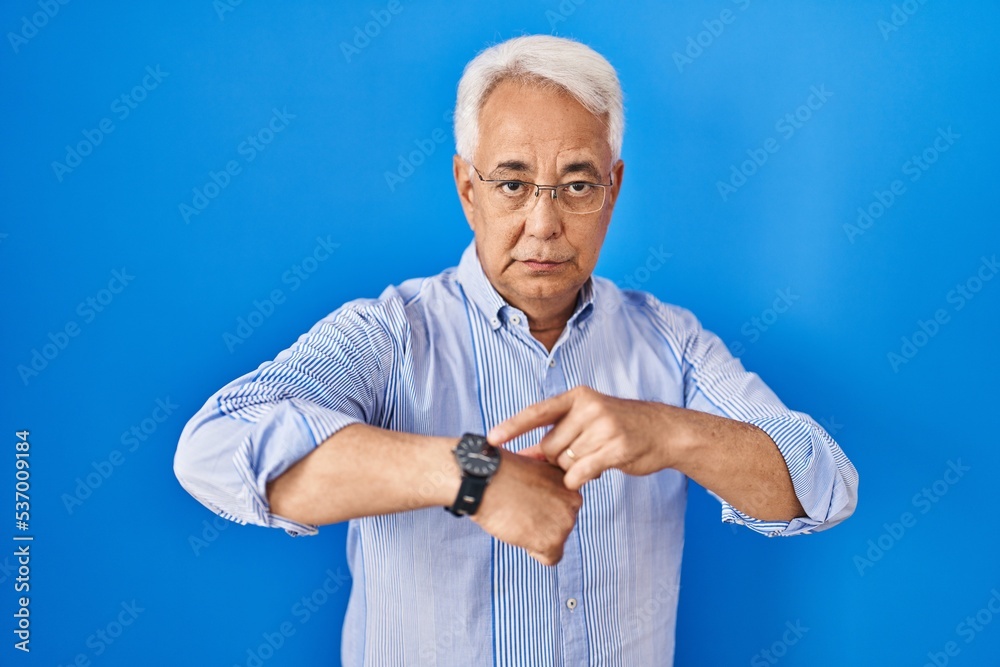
[3,2,999,665]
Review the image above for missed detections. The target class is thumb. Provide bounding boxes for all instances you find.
[515,444,547,461]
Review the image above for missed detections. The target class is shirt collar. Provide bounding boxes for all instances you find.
[455,239,595,331]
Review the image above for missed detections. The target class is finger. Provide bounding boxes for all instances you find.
[563,451,613,491]
[529,548,561,567]
[516,444,548,461]
[487,392,575,445]
[536,414,586,469]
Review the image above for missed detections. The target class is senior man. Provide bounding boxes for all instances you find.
[174,35,858,666]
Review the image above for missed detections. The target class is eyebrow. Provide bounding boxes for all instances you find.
[489,159,603,182]
[491,160,532,176]
[560,160,602,181]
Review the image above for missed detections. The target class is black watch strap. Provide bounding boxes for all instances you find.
[447,475,489,517]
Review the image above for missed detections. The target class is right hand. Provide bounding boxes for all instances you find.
[470,448,582,566]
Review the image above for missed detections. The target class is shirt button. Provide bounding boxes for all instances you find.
[491,318,499,326]
[511,315,520,325]
[566,598,577,610]
[548,359,556,367]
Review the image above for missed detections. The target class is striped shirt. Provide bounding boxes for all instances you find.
[174,239,858,666]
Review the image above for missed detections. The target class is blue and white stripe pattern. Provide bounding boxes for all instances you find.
[174,239,858,666]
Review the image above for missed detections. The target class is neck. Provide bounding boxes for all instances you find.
[507,290,580,350]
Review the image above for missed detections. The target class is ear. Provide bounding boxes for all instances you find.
[453,154,476,232]
[607,159,625,209]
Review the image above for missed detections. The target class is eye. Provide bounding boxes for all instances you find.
[498,181,526,195]
[564,182,594,196]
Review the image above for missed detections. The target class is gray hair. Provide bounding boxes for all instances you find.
[454,35,624,166]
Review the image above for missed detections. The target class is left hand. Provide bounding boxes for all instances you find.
[486,386,685,491]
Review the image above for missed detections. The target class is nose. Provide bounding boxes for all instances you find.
[523,188,562,240]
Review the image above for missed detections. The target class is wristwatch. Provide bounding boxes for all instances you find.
[446,433,501,517]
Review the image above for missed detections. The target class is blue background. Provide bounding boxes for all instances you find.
[3,1,998,665]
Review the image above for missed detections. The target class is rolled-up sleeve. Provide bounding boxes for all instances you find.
[173,298,402,536]
[656,302,859,537]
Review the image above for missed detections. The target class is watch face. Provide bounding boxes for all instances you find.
[455,435,500,477]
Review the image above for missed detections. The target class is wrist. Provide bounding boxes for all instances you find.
[408,435,463,510]
[445,433,502,517]
[467,446,512,521]
[654,402,701,473]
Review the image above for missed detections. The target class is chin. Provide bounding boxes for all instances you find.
[516,279,572,299]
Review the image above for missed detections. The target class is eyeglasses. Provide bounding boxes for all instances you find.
[470,163,613,215]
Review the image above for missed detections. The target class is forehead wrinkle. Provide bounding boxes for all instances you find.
[486,152,603,181]
[489,159,533,177]
[559,160,601,181]
[476,79,611,166]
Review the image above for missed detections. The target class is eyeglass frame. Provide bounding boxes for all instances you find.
[468,161,615,215]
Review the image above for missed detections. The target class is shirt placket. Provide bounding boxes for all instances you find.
[548,346,589,666]
[505,313,590,665]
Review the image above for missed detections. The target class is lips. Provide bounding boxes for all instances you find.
[520,258,567,271]
[518,255,569,263]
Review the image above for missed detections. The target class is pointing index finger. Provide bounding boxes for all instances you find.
[487,392,574,445]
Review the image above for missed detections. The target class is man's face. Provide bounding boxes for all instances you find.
[454,79,624,314]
